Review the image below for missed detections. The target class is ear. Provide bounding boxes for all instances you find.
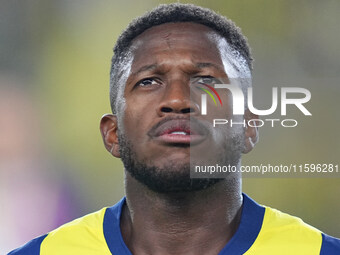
[100,114,121,158]
[243,109,259,154]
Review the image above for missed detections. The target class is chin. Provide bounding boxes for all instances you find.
[129,159,222,193]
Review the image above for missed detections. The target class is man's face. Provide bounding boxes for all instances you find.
[110,22,249,192]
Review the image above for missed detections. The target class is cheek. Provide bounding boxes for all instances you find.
[121,98,153,141]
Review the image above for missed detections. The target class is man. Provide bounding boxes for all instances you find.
[9,3,340,255]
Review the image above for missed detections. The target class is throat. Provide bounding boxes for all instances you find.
[121,176,242,255]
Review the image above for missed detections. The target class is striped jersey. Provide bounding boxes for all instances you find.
[8,194,340,255]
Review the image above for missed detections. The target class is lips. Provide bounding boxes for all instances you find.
[148,117,208,145]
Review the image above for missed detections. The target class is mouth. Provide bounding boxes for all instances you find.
[148,117,208,145]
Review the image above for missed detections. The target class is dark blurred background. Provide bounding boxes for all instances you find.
[1,0,339,253]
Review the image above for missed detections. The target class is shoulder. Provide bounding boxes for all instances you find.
[263,206,322,244]
[8,197,126,255]
[263,206,320,233]
[248,205,340,254]
[7,208,109,255]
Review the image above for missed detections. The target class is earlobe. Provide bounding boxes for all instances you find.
[100,114,121,158]
[243,110,259,154]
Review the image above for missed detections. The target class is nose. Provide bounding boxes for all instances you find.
[156,79,200,116]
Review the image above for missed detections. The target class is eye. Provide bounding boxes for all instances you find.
[136,78,160,87]
[196,76,220,85]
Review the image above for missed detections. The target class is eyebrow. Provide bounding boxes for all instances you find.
[130,62,225,79]
[195,62,230,81]
[133,64,157,76]
[195,62,223,71]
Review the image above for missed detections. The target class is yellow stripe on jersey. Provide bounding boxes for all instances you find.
[245,206,322,255]
[40,207,111,255]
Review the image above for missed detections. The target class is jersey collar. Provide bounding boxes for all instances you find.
[103,193,265,255]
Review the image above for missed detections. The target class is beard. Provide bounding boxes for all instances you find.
[118,127,244,193]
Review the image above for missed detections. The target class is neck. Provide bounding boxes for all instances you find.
[121,172,243,255]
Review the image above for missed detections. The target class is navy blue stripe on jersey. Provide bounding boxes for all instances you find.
[7,234,48,255]
[218,194,265,255]
[103,197,132,255]
[320,233,340,255]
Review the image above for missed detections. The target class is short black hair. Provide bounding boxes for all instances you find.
[110,3,253,114]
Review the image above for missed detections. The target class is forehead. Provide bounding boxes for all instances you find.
[129,22,225,70]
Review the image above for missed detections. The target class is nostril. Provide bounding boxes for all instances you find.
[161,107,173,113]
[181,108,194,114]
